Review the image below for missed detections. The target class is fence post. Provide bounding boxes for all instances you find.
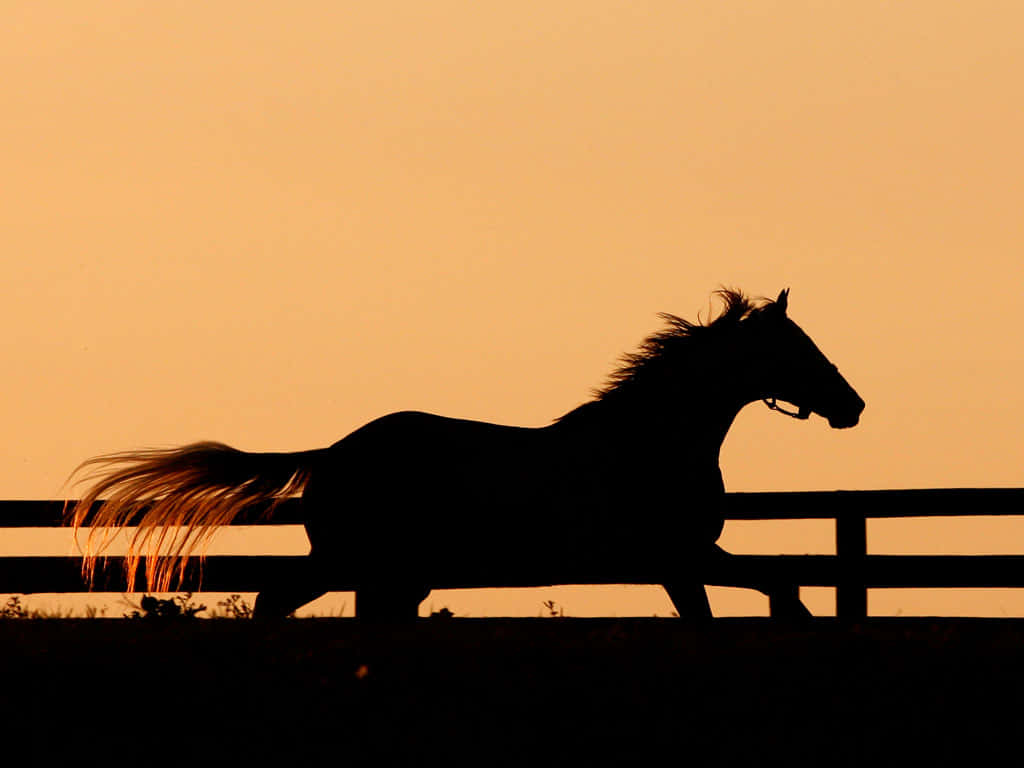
[836,509,867,620]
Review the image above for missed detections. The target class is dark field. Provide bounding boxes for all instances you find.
[3,618,1022,765]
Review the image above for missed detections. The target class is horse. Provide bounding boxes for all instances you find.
[65,288,864,620]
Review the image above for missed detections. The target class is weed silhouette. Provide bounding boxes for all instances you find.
[124,593,206,619]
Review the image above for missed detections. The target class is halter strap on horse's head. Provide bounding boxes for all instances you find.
[762,397,810,420]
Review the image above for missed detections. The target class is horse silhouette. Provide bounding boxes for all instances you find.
[66,288,864,619]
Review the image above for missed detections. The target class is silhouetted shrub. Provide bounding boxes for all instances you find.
[125,592,206,619]
[214,594,253,619]
[1,596,29,619]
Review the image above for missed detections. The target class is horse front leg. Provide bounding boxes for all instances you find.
[707,544,812,619]
[663,581,713,620]
[767,584,811,618]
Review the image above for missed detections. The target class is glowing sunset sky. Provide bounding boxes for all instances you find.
[2,2,1022,617]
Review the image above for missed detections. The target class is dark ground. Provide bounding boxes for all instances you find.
[2,618,1021,766]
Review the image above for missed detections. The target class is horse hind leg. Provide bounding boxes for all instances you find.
[252,557,328,619]
[253,585,329,619]
[355,584,430,620]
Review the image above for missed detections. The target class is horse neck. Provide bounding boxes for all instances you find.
[559,364,756,463]
[621,386,747,459]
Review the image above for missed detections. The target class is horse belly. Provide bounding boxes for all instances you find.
[415,483,571,587]
[307,464,557,587]
[306,416,726,588]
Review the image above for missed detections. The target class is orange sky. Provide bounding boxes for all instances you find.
[2,2,1022,617]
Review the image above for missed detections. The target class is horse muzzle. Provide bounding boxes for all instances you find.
[825,393,865,429]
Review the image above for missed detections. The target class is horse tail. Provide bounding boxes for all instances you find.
[64,442,326,593]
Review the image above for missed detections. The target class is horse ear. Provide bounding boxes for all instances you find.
[776,288,789,313]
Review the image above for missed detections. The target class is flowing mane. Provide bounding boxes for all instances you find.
[585,288,775,405]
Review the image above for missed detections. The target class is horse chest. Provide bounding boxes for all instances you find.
[547,455,725,575]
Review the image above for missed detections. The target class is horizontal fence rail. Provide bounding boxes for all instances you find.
[2,489,1023,618]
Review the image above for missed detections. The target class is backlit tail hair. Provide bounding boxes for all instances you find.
[64,442,320,593]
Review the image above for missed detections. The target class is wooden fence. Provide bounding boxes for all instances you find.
[1,488,1022,619]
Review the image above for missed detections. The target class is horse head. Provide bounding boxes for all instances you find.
[745,289,865,429]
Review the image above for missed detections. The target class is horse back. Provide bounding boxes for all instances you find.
[303,410,724,584]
